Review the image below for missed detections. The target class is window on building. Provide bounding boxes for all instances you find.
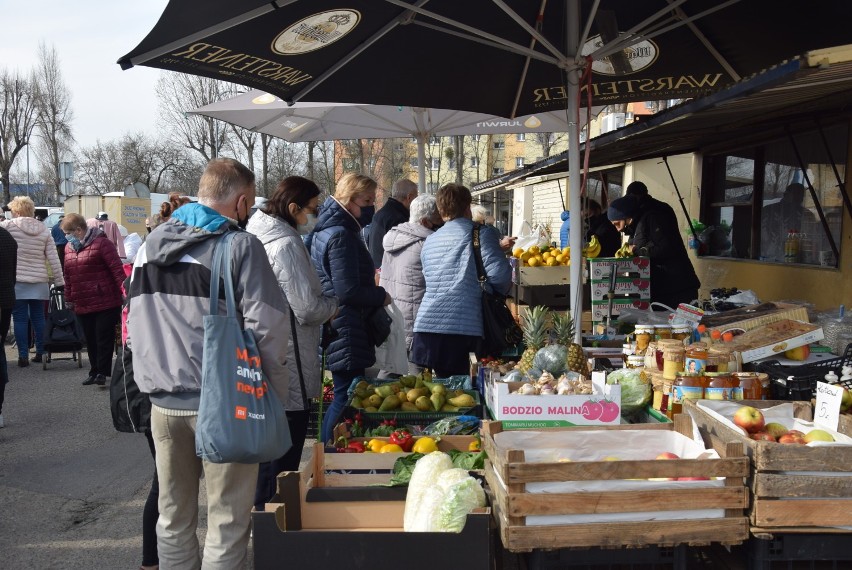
[516,133,526,141]
[427,182,439,192]
[516,157,525,168]
[700,122,847,266]
[429,157,440,170]
[472,134,481,141]
[342,158,357,171]
[448,158,456,169]
[409,157,418,167]
[492,167,505,175]
[394,142,404,151]
[493,141,505,149]
[470,156,480,167]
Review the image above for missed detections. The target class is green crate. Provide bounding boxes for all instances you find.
[344,389,482,426]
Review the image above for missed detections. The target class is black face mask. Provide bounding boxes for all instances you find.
[622,223,636,236]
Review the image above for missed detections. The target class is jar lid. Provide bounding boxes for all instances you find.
[672,324,691,332]
[708,346,730,356]
[654,324,672,330]
[635,324,655,333]
[658,339,684,347]
[663,347,685,359]
[627,355,646,365]
[689,342,708,349]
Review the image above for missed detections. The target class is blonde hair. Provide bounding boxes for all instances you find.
[470,204,488,224]
[9,196,35,217]
[198,158,255,203]
[335,173,377,204]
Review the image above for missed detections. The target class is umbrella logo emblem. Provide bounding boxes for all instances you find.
[581,34,659,76]
[523,116,542,129]
[272,10,361,55]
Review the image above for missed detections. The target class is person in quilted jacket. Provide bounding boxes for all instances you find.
[60,213,126,386]
[412,183,512,377]
[307,172,392,442]
[0,196,64,367]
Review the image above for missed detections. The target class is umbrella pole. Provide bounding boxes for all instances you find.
[567,0,583,345]
[416,134,427,192]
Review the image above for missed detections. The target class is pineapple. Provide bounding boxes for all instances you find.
[552,311,587,374]
[519,306,550,373]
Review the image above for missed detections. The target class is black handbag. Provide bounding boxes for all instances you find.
[366,306,393,347]
[471,224,523,357]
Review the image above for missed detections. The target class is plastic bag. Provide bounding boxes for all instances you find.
[123,233,143,263]
[615,302,675,325]
[374,302,408,375]
[514,220,551,250]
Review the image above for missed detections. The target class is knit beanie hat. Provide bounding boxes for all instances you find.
[608,195,639,221]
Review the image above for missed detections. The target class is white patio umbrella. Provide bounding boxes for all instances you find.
[190,90,600,192]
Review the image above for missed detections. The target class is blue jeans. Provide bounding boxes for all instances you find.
[13,299,46,359]
[320,368,364,444]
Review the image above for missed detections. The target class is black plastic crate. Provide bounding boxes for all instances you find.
[749,533,852,569]
[306,398,323,439]
[526,545,691,570]
[755,344,852,401]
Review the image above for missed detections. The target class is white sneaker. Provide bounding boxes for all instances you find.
[0,414,5,428]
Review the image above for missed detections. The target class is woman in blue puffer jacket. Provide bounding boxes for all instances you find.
[307,173,391,441]
[412,184,512,377]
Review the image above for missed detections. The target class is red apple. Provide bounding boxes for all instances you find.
[764,423,788,439]
[677,476,711,481]
[778,433,806,445]
[787,430,805,437]
[750,432,776,442]
[733,406,766,434]
[655,452,680,460]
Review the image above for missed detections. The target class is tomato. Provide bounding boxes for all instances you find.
[581,400,603,421]
[599,400,621,422]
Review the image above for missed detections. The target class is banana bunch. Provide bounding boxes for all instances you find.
[614,242,633,258]
[583,235,602,259]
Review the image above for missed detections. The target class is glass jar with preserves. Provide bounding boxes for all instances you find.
[672,324,692,345]
[705,372,737,400]
[733,372,764,400]
[655,324,673,340]
[672,373,705,417]
[685,342,708,375]
[650,370,666,410]
[658,379,673,418]
[644,341,658,370]
[706,347,731,373]
[635,324,655,355]
[655,339,683,370]
[662,346,685,380]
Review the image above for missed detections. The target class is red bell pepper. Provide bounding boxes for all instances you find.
[334,436,366,453]
[389,429,414,452]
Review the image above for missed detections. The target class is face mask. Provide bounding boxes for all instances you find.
[357,205,375,227]
[67,235,81,250]
[297,213,318,235]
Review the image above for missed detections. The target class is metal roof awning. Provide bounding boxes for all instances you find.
[472,44,852,192]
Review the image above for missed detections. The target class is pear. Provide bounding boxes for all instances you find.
[448,393,476,408]
[441,404,459,412]
[354,386,369,399]
[379,394,401,412]
[415,396,432,411]
[407,387,429,403]
[430,393,446,412]
[425,381,446,396]
[400,401,418,412]
[364,406,378,412]
[367,394,383,408]
[351,396,363,409]
[375,385,395,398]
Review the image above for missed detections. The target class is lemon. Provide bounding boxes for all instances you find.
[546,257,558,266]
[527,257,541,267]
[528,245,540,254]
[555,254,565,264]
[367,438,386,453]
[512,247,524,258]
[520,251,533,262]
[379,443,404,453]
[411,437,439,454]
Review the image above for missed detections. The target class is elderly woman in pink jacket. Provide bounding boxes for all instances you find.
[0,196,64,367]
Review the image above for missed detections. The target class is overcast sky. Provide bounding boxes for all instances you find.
[1,0,170,149]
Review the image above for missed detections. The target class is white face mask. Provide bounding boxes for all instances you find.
[297,213,318,235]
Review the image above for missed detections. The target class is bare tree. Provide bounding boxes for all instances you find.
[34,42,74,203]
[0,69,40,206]
[156,73,233,163]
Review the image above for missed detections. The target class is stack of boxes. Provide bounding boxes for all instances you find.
[589,257,652,334]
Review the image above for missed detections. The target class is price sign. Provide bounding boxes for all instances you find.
[814,381,843,431]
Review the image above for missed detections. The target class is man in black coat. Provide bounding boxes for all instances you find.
[608,193,700,310]
[0,224,18,428]
[367,178,418,270]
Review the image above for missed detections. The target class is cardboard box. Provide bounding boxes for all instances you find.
[590,276,652,300]
[591,297,651,321]
[517,284,570,308]
[701,302,809,333]
[252,447,495,569]
[684,398,852,530]
[588,256,651,280]
[482,418,749,551]
[724,320,824,363]
[518,265,571,286]
[484,376,622,427]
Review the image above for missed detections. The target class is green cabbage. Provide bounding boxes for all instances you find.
[533,345,568,375]
[437,478,487,533]
[606,368,651,416]
[403,453,486,532]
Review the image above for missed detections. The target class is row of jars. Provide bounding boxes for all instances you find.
[629,323,693,356]
[626,341,739,380]
[653,371,768,419]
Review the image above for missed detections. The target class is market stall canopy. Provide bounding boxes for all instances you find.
[118,0,852,118]
[473,45,852,191]
[189,90,601,190]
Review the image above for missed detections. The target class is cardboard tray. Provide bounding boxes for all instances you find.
[482,417,749,552]
[723,320,824,363]
[683,398,852,531]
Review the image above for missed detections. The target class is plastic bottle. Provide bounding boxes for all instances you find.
[825,370,839,385]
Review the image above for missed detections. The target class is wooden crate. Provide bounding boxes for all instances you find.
[482,417,749,552]
[683,398,852,531]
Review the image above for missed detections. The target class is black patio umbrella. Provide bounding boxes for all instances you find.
[119,0,852,340]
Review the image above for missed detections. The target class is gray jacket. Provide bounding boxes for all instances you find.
[247,210,338,410]
[127,203,290,411]
[379,221,432,350]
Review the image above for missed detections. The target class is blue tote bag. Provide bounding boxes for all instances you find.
[195,231,292,464]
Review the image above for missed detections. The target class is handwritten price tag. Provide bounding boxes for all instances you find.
[814,381,843,431]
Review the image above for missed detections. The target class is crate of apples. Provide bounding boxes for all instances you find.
[733,405,836,444]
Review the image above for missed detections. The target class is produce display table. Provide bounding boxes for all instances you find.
[481,416,749,554]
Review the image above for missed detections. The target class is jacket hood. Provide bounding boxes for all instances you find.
[9,216,46,236]
[145,202,235,265]
[383,221,432,253]
[246,209,299,245]
[314,196,360,234]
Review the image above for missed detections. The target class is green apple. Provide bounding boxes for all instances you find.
[764,422,789,439]
[841,388,852,412]
[804,429,835,443]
